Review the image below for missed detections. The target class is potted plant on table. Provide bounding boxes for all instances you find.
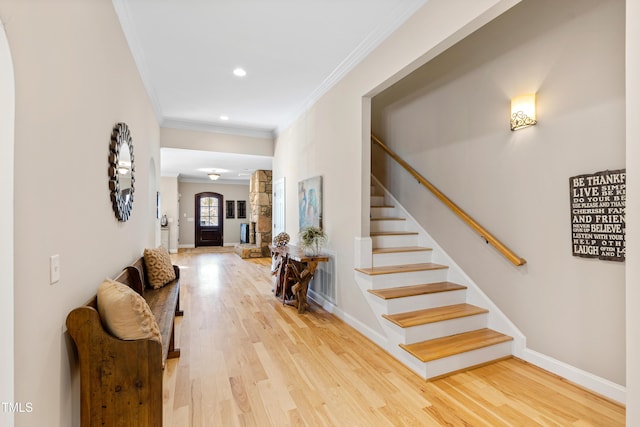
[299,226,327,256]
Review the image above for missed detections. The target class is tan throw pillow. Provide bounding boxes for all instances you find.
[144,246,176,289]
[97,279,161,344]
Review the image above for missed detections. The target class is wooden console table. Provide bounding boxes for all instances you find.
[270,245,329,313]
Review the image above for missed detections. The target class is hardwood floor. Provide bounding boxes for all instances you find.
[163,250,624,426]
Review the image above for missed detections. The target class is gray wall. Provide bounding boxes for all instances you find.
[372,0,625,384]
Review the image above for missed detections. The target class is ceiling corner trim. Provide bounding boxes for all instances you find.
[161,117,276,140]
[161,172,180,179]
[112,0,164,122]
[275,0,429,135]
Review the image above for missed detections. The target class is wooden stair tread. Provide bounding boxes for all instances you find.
[400,329,513,363]
[372,246,432,255]
[371,217,406,221]
[382,304,488,328]
[368,282,466,300]
[355,263,448,276]
[370,231,418,236]
[371,204,395,208]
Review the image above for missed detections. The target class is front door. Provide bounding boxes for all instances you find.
[195,192,223,247]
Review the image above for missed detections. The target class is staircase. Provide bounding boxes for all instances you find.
[354,179,515,380]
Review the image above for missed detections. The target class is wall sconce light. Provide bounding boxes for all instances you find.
[510,93,537,131]
[208,173,220,181]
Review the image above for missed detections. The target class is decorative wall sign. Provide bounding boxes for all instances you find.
[570,169,625,261]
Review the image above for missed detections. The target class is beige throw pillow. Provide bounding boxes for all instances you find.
[97,279,162,344]
[144,246,176,289]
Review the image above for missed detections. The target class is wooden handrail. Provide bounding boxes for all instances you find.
[371,134,526,266]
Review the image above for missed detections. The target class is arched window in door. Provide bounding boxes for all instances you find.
[195,192,223,246]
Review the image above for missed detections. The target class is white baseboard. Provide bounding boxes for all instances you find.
[332,306,626,404]
[521,348,626,404]
[334,302,625,404]
[331,308,388,349]
[308,290,336,313]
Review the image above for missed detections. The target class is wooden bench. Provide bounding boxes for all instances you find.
[66,257,183,427]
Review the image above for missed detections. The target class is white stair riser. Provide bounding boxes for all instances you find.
[387,345,427,376]
[373,250,432,267]
[371,206,397,217]
[395,341,513,380]
[359,269,449,289]
[370,186,383,196]
[373,289,467,314]
[370,195,386,206]
[371,219,407,233]
[423,341,513,379]
[384,313,489,345]
[372,234,418,248]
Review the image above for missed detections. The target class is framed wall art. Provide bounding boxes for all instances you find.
[226,200,235,219]
[298,175,322,231]
[237,200,247,219]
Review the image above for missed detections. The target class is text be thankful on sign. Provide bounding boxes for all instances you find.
[570,169,626,262]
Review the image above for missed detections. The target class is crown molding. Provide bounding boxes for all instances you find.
[276,0,428,135]
[162,118,275,140]
[160,172,179,179]
[113,0,427,138]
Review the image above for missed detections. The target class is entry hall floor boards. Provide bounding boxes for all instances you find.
[162,250,625,426]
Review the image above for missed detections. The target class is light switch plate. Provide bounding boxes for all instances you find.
[50,254,60,284]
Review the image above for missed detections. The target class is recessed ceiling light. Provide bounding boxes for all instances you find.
[220,115,229,121]
[233,67,247,77]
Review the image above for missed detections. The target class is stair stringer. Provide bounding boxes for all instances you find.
[364,175,526,356]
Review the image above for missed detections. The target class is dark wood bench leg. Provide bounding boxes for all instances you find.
[175,291,184,317]
[167,321,181,360]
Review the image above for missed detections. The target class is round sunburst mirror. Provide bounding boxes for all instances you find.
[108,122,135,221]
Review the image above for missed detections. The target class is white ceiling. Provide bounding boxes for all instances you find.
[113,0,427,182]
